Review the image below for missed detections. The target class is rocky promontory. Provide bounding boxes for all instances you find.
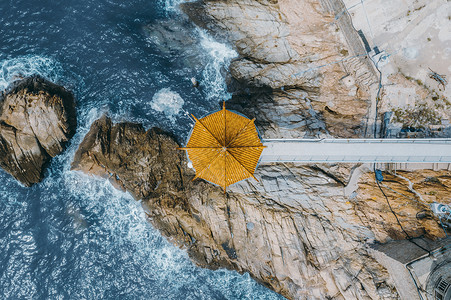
[71,0,450,299]
[0,76,76,186]
[71,115,450,299]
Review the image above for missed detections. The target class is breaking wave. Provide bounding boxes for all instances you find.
[150,87,185,122]
[0,0,282,298]
[198,30,238,102]
[0,55,64,91]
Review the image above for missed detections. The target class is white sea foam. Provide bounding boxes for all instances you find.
[159,2,237,103]
[0,55,63,91]
[0,97,282,299]
[161,0,188,13]
[198,30,238,101]
[59,168,282,299]
[42,100,281,298]
[0,19,280,300]
[150,87,185,122]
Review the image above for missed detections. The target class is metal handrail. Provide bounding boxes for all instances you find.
[262,138,451,144]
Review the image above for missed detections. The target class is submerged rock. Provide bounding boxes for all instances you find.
[142,18,206,70]
[0,76,76,186]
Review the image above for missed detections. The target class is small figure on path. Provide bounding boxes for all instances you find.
[429,68,447,90]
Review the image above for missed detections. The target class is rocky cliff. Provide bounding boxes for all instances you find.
[71,115,450,299]
[71,0,450,299]
[0,76,76,186]
[181,0,377,139]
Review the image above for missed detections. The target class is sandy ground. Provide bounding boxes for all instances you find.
[342,0,451,125]
[336,2,451,298]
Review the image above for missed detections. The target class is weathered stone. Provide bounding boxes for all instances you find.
[356,170,451,242]
[0,76,76,186]
[71,115,185,200]
[71,0,450,299]
[181,0,299,64]
[72,115,449,299]
[183,0,374,137]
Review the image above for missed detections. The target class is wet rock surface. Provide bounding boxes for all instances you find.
[0,76,76,186]
[142,18,206,70]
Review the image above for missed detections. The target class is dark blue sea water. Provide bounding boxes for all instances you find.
[0,0,283,299]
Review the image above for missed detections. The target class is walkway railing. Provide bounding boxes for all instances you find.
[260,139,451,163]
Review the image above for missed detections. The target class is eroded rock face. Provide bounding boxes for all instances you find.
[71,115,185,199]
[356,169,451,241]
[71,115,237,269]
[71,116,450,299]
[181,0,375,138]
[70,0,450,299]
[0,76,76,186]
[72,117,451,299]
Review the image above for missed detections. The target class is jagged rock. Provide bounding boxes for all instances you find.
[71,115,185,200]
[71,115,236,269]
[71,1,450,299]
[0,76,76,186]
[356,169,451,241]
[182,0,374,138]
[181,0,299,65]
[72,116,450,299]
[181,0,307,90]
[71,116,450,299]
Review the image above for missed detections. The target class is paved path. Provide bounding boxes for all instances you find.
[260,139,451,163]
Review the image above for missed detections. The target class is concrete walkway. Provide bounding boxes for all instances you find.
[260,139,451,163]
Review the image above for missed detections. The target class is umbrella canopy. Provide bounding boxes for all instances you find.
[180,103,265,190]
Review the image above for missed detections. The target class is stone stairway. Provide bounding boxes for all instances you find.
[343,56,377,90]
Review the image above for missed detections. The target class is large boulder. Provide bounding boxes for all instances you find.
[0,76,76,186]
[71,115,185,200]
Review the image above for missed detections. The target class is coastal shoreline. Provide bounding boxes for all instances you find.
[0,0,449,298]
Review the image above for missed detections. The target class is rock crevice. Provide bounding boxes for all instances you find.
[70,115,450,299]
[70,0,450,299]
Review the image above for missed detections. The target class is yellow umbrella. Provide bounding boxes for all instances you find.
[179,103,265,190]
